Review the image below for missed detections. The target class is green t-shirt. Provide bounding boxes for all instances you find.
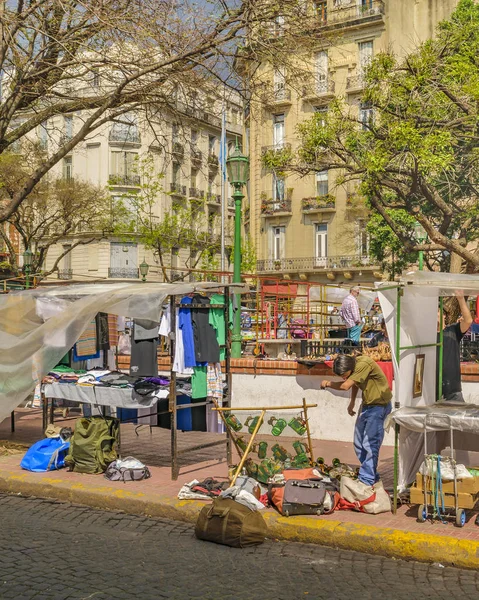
[191,366,207,399]
[349,356,392,406]
[208,293,232,362]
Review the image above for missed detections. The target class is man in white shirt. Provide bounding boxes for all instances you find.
[340,286,362,345]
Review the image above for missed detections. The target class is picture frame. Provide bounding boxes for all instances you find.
[412,354,425,398]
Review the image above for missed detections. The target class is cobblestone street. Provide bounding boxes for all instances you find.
[0,494,478,600]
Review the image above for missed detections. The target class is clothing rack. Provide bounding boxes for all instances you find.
[170,286,232,480]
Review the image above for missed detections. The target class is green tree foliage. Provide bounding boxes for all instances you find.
[296,0,479,272]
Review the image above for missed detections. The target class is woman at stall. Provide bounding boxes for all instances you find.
[321,354,392,486]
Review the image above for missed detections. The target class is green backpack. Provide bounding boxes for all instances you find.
[65,416,120,474]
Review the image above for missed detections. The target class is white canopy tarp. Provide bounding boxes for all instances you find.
[0,281,246,423]
[377,271,479,488]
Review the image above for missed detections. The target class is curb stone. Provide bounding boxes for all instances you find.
[0,468,478,569]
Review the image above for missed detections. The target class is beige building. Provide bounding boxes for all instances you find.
[38,91,244,282]
[243,0,458,285]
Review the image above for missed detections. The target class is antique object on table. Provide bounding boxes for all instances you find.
[288,415,307,436]
[225,412,243,432]
[268,416,287,436]
[245,415,261,435]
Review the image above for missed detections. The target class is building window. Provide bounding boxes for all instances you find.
[359,102,374,130]
[208,171,217,194]
[272,15,285,36]
[172,123,180,144]
[191,129,199,146]
[273,113,285,148]
[357,219,369,256]
[92,68,100,87]
[273,174,285,204]
[39,122,48,150]
[273,67,286,100]
[208,135,217,155]
[110,151,138,184]
[62,156,73,180]
[314,1,327,23]
[315,223,328,266]
[231,108,240,125]
[271,226,285,260]
[64,115,73,140]
[358,41,373,78]
[315,51,328,93]
[316,171,328,196]
[172,162,181,185]
[110,112,139,143]
[190,168,198,190]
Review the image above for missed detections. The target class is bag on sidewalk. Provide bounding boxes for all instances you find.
[339,476,391,514]
[104,457,151,482]
[20,437,70,472]
[268,468,337,517]
[195,498,268,548]
[65,416,119,474]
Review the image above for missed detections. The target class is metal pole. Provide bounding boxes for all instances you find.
[438,297,444,401]
[231,185,244,358]
[220,101,226,277]
[393,286,402,514]
[169,295,179,480]
[418,250,424,272]
[25,265,30,290]
[224,285,232,465]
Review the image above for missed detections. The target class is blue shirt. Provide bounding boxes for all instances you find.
[179,296,197,368]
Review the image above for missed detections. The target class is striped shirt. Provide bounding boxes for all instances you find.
[340,294,360,328]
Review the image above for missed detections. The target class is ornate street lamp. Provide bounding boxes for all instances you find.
[413,222,427,271]
[226,143,250,358]
[23,248,33,289]
[139,259,149,282]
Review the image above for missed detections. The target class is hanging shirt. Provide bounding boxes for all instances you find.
[159,305,171,337]
[191,294,220,363]
[179,296,197,368]
[208,294,233,362]
[172,308,193,375]
[191,365,208,399]
[130,321,158,377]
[207,363,223,400]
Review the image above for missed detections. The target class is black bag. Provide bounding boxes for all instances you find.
[195,498,268,548]
[282,479,328,517]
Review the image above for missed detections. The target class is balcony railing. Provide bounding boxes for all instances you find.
[170,183,187,196]
[346,74,366,91]
[108,267,139,279]
[109,130,141,144]
[303,79,335,98]
[260,142,292,154]
[256,255,374,272]
[228,197,235,209]
[191,148,202,163]
[57,269,73,280]
[261,199,292,215]
[208,152,219,167]
[189,187,204,199]
[301,195,335,211]
[109,174,141,186]
[172,141,184,158]
[272,88,292,103]
[316,0,384,28]
[206,192,221,204]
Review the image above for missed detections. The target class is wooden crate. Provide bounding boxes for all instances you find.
[415,472,479,495]
[410,485,479,509]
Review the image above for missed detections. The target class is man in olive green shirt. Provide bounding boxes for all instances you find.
[321,355,392,486]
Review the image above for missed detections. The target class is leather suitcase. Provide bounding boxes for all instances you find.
[282,479,327,517]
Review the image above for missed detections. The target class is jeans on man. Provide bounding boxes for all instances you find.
[354,403,392,486]
[347,324,363,344]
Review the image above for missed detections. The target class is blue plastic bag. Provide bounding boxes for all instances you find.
[20,437,70,472]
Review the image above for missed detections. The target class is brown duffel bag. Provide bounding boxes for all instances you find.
[195,498,268,548]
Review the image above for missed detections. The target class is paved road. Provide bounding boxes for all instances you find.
[0,495,478,600]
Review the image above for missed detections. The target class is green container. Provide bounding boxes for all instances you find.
[236,436,247,452]
[292,453,310,468]
[271,443,289,462]
[293,440,308,456]
[245,459,258,479]
[268,416,287,436]
[288,416,307,436]
[258,441,268,459]
[225,413,243,432]
[245,415,261,435]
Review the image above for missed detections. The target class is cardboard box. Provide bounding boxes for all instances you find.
[415,472,479,495]
[410,485,479,509]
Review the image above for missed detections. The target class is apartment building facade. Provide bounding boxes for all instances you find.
[244,0,458,285]
[36,92,244,282]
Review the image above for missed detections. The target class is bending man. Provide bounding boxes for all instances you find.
[321,354,392,486]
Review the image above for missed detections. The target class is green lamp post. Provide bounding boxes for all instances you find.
[413,222,427,271]
[23,248,33,289]
[139,259,149,282]
[226,143,250,359]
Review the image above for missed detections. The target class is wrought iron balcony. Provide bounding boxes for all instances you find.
[57,269,73,280]
[301,195,335,211]
[256,255,374,273]
[208,152,219,168]
[206,192,221,204]
[170,183,187,196]
[109,130,141,144]
[268,88,292,106]
[315,0,384,28]
[260,142,292,154]
[108,267,139,279]
[191,148,202,163]
[260,199,292,215]
[303,79,335,99]
[172,141,184,157]
[189,187,204,199]
[109,174,141,186]
[228,197,235,209]
[346,74,366,92]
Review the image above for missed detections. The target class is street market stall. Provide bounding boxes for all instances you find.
[0,281,247,479]
[377,271,479,512]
